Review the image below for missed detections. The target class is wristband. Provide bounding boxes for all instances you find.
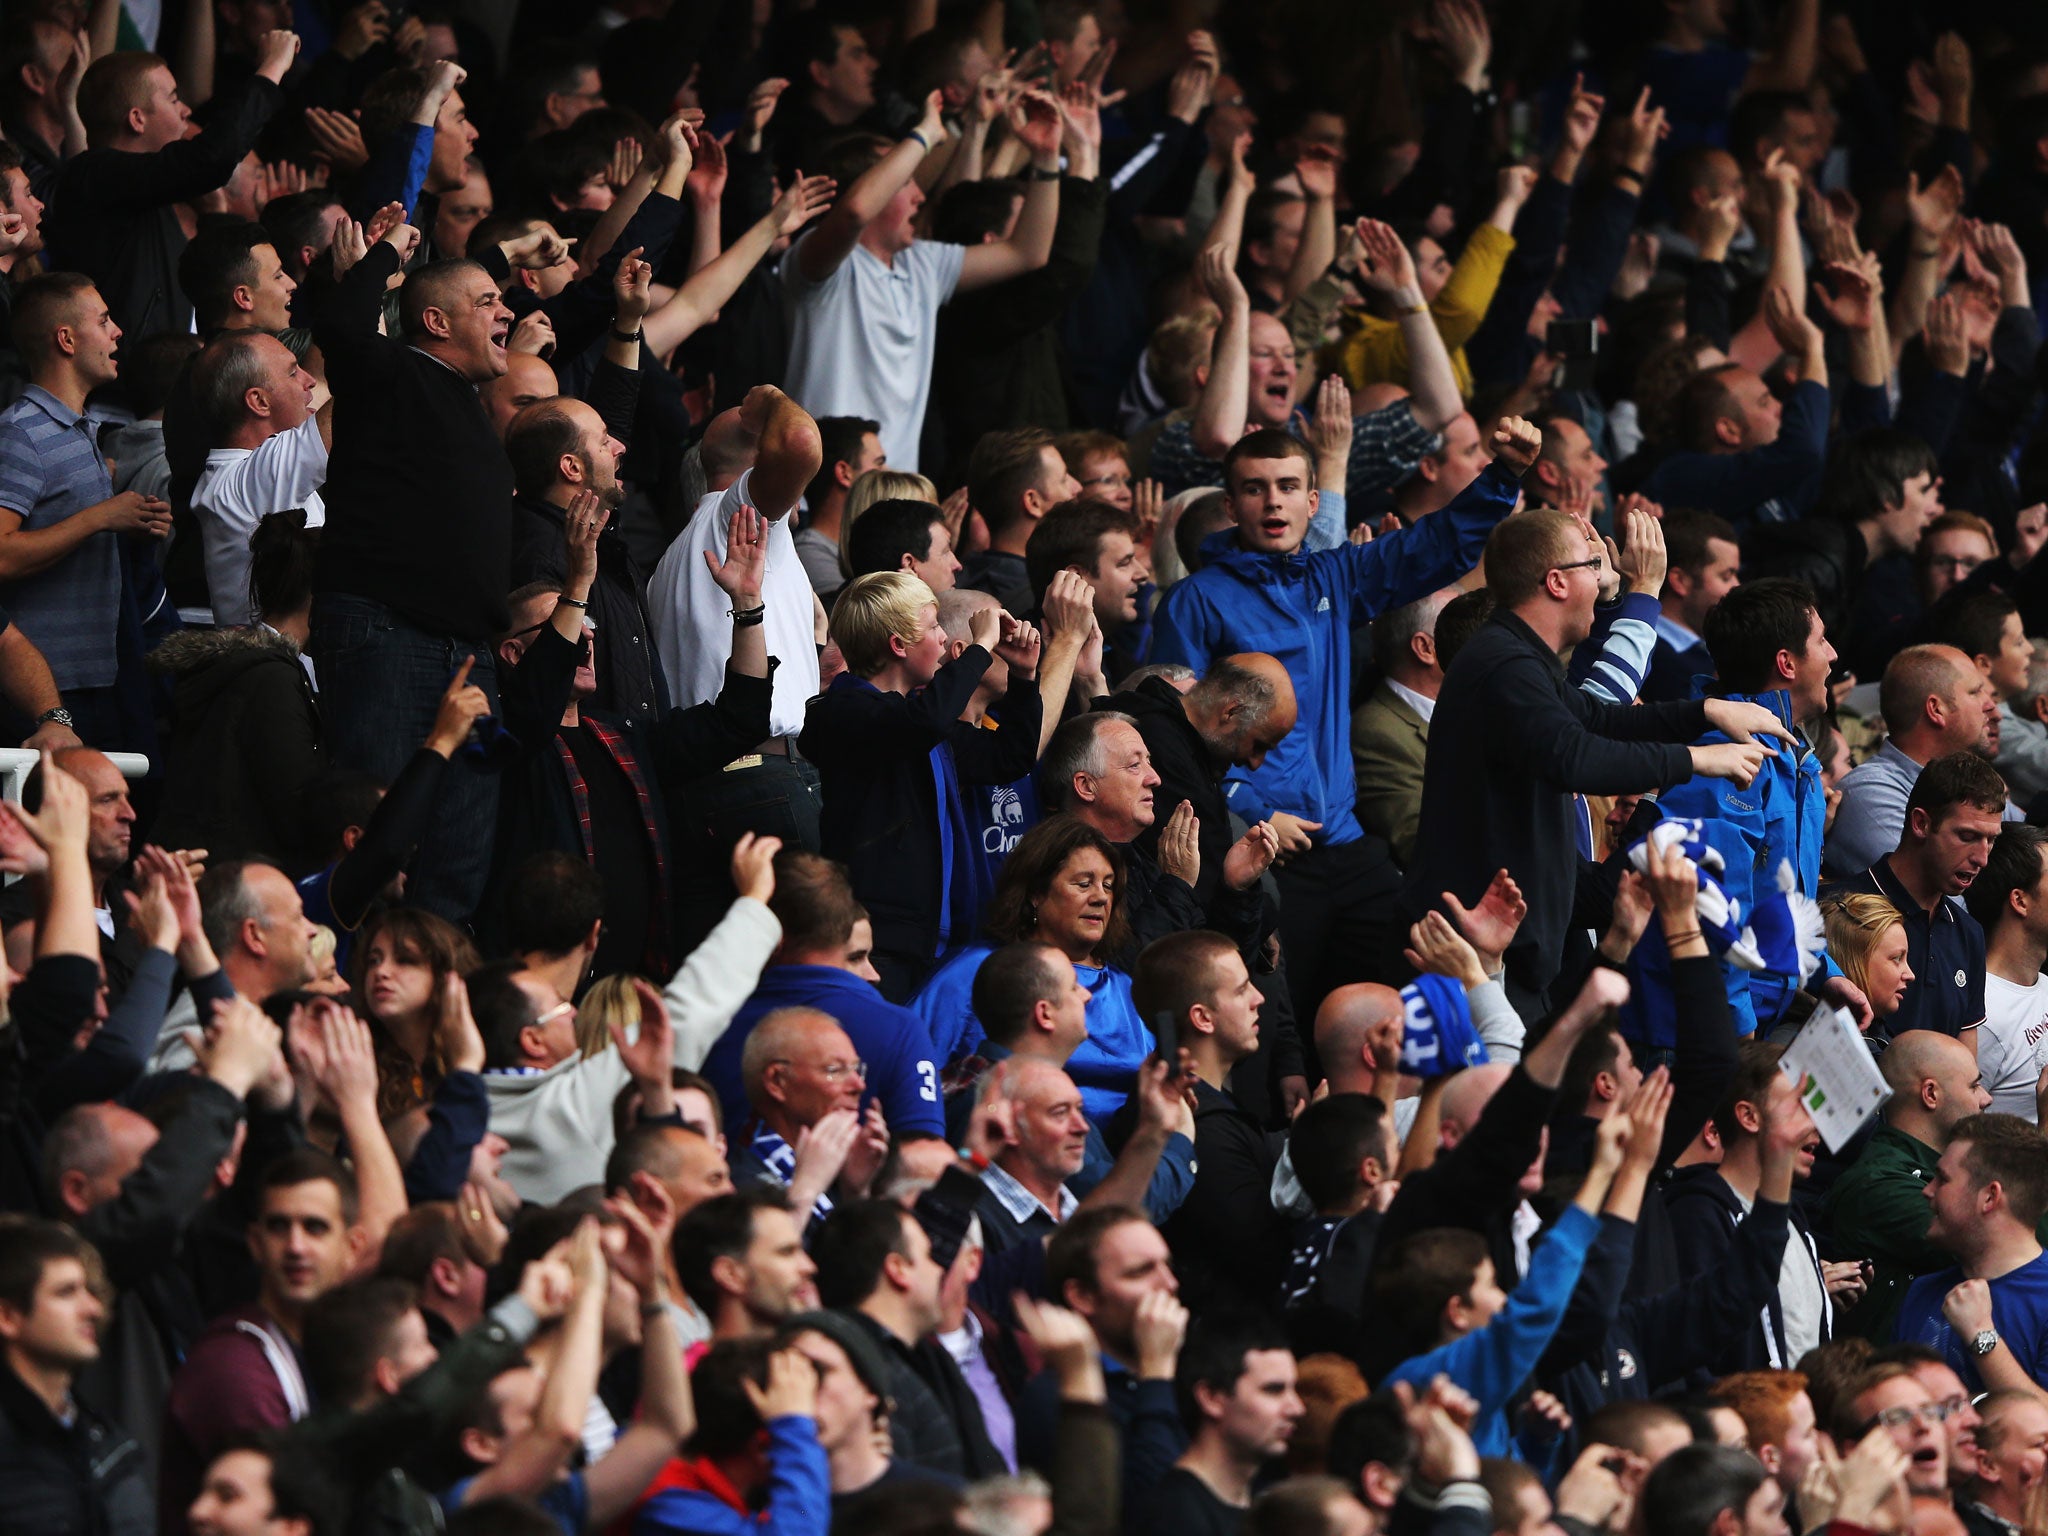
[1395,301,1428,317]
[611,327,643,343]
[558,594,589,609]
[1027,165,1060,182]
[956,1145,991,1172]
[907,129,931,151]
[731,603,767,628]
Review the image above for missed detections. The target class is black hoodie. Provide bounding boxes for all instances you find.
[1664,1161,1833,1374]
[148,627,321,870]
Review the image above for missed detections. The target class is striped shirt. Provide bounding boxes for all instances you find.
[0,386,120,688]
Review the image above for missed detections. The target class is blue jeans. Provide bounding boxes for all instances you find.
[311,592,500,924]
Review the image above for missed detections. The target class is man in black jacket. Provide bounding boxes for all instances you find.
[505,393,666,726]
[1122,929,1289,1313]
[1406,508,1791,1022]
[0,1220,151,1536]
[308,217,524,923]
[47,32,298,339]
[1107,655,1306,1108]
[490,496,771,979]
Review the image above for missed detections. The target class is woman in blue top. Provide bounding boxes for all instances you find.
[913,815,1154,1120]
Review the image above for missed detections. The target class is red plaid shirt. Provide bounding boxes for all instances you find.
[552,717,670,973]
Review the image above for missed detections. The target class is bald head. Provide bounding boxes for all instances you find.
[1439,1063,1513,1145]
[481,351,559,439]
[1224,652,1297,715]
[699,406,759,489]
[740,1007,864,1129]
[1881,1029,1988,1141]
[43,1101,159,1218]
[1315,984,1406,1096]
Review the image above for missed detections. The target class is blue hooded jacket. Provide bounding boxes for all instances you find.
[1624,684,1835,1044]
[1150,461,1520,845]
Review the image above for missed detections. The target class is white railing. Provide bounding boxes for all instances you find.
[0,749,149,803]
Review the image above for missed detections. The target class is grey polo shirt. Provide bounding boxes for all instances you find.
[0,385,120,689]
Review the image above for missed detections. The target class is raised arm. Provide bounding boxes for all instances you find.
[799,90,948,283]
[958,90,1063,292]
[1281,150,1340,307]
[737,386,825,523]
[1355,219,1462,431]
[1189,242,1250,458]
[644,174,834,359]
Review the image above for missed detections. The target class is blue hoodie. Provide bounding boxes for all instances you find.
[707,966,947,1138]
[1151,463,1519,845]
[1624,685,1835,1044]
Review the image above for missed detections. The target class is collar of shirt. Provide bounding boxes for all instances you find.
[980,1157,1078,1225]
[1870,855,1953,925]
[19,383,86,428]
[1385,676,1437,724]
[1652,612,1702,651]
[938,1310,985,1367]
[407,345,469,381]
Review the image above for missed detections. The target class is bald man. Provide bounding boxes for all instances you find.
[606,1122,734,1342]
[39,1026,271,1466]
[504,396,664,722]
[1107,653,1306,1112]
[1829,1031,1995,1339]
[979,1058,1091,1247]
[480,352,559,439]
[735,1007,870,1215]
[1827,644,2007,879]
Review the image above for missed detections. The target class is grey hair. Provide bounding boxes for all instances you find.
[1123,663,1196,690]
[39,1105,121,1212]
[198,859,267,958]
[2016,640,2048,719]
[1038,710,1139,811]
[1188,657,1278,721]
[193,331,279,437]
[961,1472,1055,1536]
[1371,589,1454,675]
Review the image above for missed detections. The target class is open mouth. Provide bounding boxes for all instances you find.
[1262,379,1293,407]
[490,322,510,351]
[1260,518,1290,537]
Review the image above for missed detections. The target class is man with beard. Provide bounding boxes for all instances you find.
[504,396,666,724]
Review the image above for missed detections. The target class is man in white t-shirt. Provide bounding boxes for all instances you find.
[781,87,1064,473]
[650,385,826,943]
[1969,823,2048,1120]
[188,331,329,625]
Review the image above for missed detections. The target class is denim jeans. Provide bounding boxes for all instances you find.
[311,592,500,923]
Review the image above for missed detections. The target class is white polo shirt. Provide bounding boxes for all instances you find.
[191,418,328,626]
[780,232,965,474]
[649,469,820,739]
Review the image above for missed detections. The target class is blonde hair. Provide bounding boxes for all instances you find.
[574,972,637,1060]
[1822,893,1906,1003]
[840,468,939,581]
[832,571,938,677]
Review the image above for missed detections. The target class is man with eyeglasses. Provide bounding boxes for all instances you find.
[1880,1346,1986,1502]
[1408,505,1791,1022]
[735,1007,891,1222]
[1833,1364,1951,1497]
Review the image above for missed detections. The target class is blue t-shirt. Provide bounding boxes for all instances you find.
[1894,1251,2048,1391]
[706,966,945,1137]
[443,1471,588,1535]
[967,774,1038,889]
[912,946,1152,1121]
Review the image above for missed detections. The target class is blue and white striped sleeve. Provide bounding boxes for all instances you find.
[1574,593,1659,705]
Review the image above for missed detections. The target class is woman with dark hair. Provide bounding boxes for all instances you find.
[146,510,323,868]
[350,906,482,1120]
[911,814,1152,1119]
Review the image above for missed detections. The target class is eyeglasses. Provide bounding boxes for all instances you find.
[1082,471,1133,490]
[1864,1402,1962,1430]
[772,1057,868,1081]
[1927,555,1984,574]
[536,1001,575,1028]
[1554,556,1606,574]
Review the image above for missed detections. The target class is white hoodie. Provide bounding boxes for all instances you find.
[486,896,783,1203]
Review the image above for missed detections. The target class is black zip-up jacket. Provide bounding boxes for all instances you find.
[45,74,283,339]
[1539,1198,1793,1426]
[1406,610,1708,1009]
[1666,1163,1832,1373]
[0,1360,152,1536]
[509,492,667,726]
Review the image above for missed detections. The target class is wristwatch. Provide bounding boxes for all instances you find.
[1972,1328,1999,1357]
[35,707,73,729]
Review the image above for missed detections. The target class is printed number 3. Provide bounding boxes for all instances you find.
[918,1062,938,1102]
